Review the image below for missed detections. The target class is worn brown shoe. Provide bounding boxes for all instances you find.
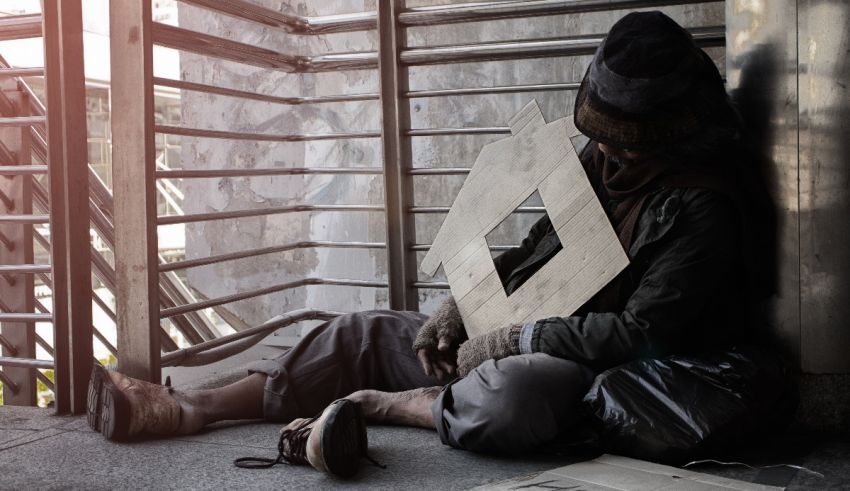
[304,399,369,477]
[87,364,180,440]
[235,399,375,478]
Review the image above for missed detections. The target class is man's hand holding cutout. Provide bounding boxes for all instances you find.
[412,297,468,381]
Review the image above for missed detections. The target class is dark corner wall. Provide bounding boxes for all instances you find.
[726,0,850,432]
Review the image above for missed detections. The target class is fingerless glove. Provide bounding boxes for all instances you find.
[412,296,466,352]
[456,324,523,377]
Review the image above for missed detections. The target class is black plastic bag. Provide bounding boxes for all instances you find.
[582,346,797,465]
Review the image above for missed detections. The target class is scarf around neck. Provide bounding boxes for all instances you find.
[587,143,737,312]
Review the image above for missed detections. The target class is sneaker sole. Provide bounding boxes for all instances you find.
[86,364,131,441]
[308,399,367,478]
[86,365,103,433]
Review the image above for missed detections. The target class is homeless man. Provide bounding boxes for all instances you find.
[86,11,750,478]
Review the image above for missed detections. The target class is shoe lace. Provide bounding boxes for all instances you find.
[278,417,315,466]
[233,415,387,471]
[233,415,317,469]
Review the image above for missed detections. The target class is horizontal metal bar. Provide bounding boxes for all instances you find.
[411,243,516,251]
[409,206,545,214]
[405,82,580,98]
[158,204,384,225]
[406,127,510,136]
[412,281,450,289]
[152,22,378,73]
[0,264,51,274]
[0,214,50,224]
[156,166,383,179]
[155,124,380,143]
[400,26,724,66]
[161,308,344,366]
[0,356,54,369]
[0,67,44,77]
[153,77,379,105]
[0,14,42,41]
[178,0,376,34]
[0,165,48,175]
[408,167,471,175]
[160,278,388,319]
[0,116,46,127]
[0,313,53,322]
[399,0,721,26]
[159,240,386,272]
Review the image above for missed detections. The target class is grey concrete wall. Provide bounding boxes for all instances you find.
[176,1,724,338]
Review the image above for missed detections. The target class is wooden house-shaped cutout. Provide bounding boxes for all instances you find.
[421,100,630,338]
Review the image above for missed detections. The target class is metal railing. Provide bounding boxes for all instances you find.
[0,6,92,411]
[105,0,724,385]
[0,5,239,411]
[0,0,726,408]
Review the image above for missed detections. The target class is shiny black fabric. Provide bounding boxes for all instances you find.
[583,346,797,464]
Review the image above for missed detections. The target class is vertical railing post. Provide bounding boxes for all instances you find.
[0,82,36,406]
[377,0,419,311]
[110,0,160,382]
[43,0,94,414]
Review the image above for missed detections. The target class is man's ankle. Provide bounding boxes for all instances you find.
[171,390,211,434]
[347,387,440,429]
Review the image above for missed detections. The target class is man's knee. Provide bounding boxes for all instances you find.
[434,354,594,454]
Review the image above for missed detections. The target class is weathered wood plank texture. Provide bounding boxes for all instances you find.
[422,100,628,337]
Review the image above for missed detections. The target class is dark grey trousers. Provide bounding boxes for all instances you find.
[248,310,595,455]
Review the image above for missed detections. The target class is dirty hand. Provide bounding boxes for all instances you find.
[456,324,523,377]
[412,297,468,381]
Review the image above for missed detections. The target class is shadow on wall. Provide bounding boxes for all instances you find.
[728,42,782,352]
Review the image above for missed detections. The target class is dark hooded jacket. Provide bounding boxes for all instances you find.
[492,143,745,372]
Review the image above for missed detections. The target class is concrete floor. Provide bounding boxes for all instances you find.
[0,405,582,490]
[2,346,848,490]
[2,405,849,490]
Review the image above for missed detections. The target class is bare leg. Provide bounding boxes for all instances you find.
[346,387,442,429]
[171,373,267,434]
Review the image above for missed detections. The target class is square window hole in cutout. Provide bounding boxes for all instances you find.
[485,189,563,297]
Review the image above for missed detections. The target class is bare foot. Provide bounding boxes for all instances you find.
[347,387,442,429]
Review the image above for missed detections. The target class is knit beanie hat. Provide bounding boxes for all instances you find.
[574,11,728,150]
